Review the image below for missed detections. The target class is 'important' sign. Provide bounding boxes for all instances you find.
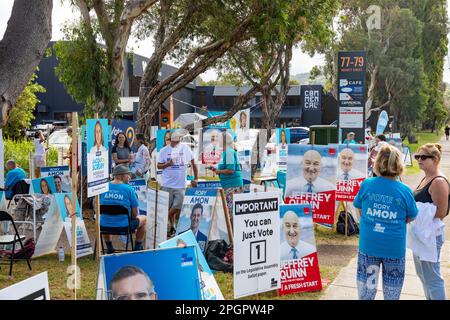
[233,192,281,299]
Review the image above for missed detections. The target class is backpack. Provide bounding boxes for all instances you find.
[336,211,359,236]
[0,238,35,259]
[204,240,233,273]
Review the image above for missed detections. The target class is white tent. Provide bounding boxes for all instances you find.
[174,113,207,128]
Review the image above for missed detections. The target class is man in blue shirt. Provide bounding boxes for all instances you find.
[100,165,147,253]
[4,160,27,200]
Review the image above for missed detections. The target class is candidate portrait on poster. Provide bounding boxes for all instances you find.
[280,210,316,261]
[285,146,336,196]
[201,128,224,164]
[337,147,366,181]
[101,247,201,300]
[31,176,57,195]
[89,120,108,155]
[233,110,250,142]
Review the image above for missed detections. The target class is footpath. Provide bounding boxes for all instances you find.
[321,135,450,300]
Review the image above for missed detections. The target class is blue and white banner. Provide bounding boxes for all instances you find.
[159,230,224,300]
[40,166,71,193]
[100,247,202,300]
[376,111,389,135]
[86,119,110,197]
[129,179,147,215]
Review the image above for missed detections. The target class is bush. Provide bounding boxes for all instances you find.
[4,139,59,176]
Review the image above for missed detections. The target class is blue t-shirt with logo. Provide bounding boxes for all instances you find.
[354,177,418,259]
[100,183,139,228]
[5,167,27,199]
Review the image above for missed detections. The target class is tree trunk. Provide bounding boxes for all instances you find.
[0,0,52,127]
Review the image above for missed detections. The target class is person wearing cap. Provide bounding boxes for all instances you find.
[100,165,147,253]
[157,130,198,237]
[343,132,357,144]
[131,134,151,183]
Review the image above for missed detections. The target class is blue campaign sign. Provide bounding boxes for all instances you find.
[40,166,70,176]
[376,111,389,135]
[196,181,222,189]
[156,129,174,151]
[159,230,224,300]
[103,247,202,300]
[128,179,147,215]
[111,119,137,153]
[31,176,57,195]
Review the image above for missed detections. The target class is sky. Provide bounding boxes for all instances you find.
[1,0,450,82]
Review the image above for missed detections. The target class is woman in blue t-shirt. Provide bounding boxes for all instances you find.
[211,131,243,223]
[354,144,418,300]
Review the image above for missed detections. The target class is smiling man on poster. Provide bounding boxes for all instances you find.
[280,211,316,260]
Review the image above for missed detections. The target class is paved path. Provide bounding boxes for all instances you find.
[321,135,450,300]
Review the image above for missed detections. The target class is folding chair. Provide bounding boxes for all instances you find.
[0,211,32,276]
[93,205,134,258]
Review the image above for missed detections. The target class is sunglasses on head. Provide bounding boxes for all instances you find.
[414,154,434,161]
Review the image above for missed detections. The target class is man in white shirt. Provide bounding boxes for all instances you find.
[158,130,198,236]
[132,134,151,183]
[34,130,47,178]
[280,211,316,261]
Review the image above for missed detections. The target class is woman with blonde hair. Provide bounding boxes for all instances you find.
[413,143,449,300]
[353,144,418,300]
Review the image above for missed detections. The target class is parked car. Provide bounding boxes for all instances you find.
[48,129,71,152]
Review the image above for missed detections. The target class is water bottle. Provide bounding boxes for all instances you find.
[58,246,65,262]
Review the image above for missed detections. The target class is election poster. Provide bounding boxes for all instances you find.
[196,181,222,189]
[30,176,57,195]
[276,128,290,171]
[54,193,93,258]
[176,188,216,253]
[233,192,281,299]
[159,230,224,300]
[336,144,368,201]
[98,247,202,300]
[387,136,402,151]
[278,204,322,295]
[34,200,64,257]
[231,109,250,142]
[86,119,110,197]
[208,191,231,245]
[146,188,169,249]
[285,144,338,225]
[40,165,71,193]
[156,129,174,152]
[237,149,252,192]
[111,119,137,152]
[0,272,50,300]
[129,179,147,215]
[201,128,225,165]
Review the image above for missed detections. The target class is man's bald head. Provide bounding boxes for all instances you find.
[339,148,355,173]
[302,150,321,182]
[283,211,300,248]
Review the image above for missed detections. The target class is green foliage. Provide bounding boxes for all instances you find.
[4,73,45,139]
[321,0,448,134]
[4,139,58,176]
[53,21,120,118]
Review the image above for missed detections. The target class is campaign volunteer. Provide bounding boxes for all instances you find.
[354,144,418,300]
[4,160,27,200]
[100,165,147,253]
[157,130,198,237]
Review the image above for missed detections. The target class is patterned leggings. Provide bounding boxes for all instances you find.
[356,251,405,300]
[223,186,245,225]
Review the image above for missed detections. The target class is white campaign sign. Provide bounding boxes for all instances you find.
[34,201,64,257]
[233,191,281,299]
[146,189,169,249]
[0,272,50,300]
[339,107,364,128]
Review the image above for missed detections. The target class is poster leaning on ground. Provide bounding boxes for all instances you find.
[284,144,338,225]
[0,272,50,300]
[278,204,322,295]
[233,191,281,299]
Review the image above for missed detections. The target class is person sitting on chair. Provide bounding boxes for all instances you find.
[100,165,147,253]
[4,160,27,200]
